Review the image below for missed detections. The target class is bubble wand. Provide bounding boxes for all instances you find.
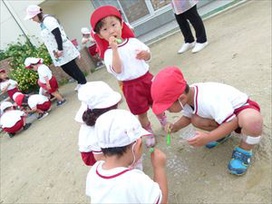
[167,126,171,146]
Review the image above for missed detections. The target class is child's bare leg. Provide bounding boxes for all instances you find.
[51,91,64,102]
[228,108,263,175]
[237,109,263,150]
[138,112,155,147]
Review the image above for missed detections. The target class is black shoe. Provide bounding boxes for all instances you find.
[8,133,16,138]
[23,123,32,130]
[37,112,49,120]
[57,99,66,106]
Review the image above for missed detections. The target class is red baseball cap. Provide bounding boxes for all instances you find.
[151,66,187,115]
[90,5,135,59]
[13,92,25,106]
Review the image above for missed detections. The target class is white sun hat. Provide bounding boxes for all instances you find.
[24,57,43,68]
[24,5,41,20]
[81,27,90,35]
[1,102,13,113]
[75,81,121,122]
[95,109,151,148]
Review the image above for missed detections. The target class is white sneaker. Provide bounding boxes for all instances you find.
[177,42,195,54]
[192,42,208,53]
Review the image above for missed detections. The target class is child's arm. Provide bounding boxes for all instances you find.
[109,36,122,73]
[44,77,51,90]
[151,148,168,204]
[1,83,11,93]
[165,116,191,133]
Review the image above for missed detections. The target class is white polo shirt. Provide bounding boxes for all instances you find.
[0,110,24,128]
[104,38,150,81]
[86,160,162,204]
[28,94,49,109]
[182,82,248,124]
[0,79,18,91]
[37,64,53,83]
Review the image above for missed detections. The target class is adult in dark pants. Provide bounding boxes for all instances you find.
[24,5,87,91]
[171,0,208,54]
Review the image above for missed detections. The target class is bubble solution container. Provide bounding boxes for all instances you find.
[180,125,196,141]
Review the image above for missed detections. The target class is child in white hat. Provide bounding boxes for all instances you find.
[80,27,104,68]
[75,81,121,166]
[24,57,66,106]
[0,101,31,138]
[86,109,168,204]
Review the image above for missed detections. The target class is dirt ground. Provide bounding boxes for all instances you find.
[0,1,271,203]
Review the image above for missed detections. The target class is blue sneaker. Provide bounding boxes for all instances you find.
[228,147,252,176]
[205,134,231,149]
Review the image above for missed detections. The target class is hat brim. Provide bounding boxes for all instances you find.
[75,102,87,123]
[152,101,173,115]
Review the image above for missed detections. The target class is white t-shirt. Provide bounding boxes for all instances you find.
[104,38,150,81]
[37,64,53,83]
[182,82,249,124]
[171,0,199,14]
[28,94,49,109]
[0,110,24,128]
[0,79,18,91]
[86,161,162,204]
[40,16,79,66]
[78,124,102,153]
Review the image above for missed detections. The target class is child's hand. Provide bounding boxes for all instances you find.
[109,36,118,49]
[150,148,166,169]
[164,123,173,133]
[187,131,209,147]
[135,49,150,61]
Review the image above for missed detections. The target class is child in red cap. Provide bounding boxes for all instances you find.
[90,5,168,147]
[151,66,263,176]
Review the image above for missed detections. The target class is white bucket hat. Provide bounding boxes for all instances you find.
[75,81,121,122]
[24,5,41,20]
[81,27,90,35]
[24,57,43,68]
[95,109,151,148]
[1,102,13,113]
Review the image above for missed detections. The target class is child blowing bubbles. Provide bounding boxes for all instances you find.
[151,66,263,176]
[86,109,168,204]
[24,57,66,106]
[90,5,168,147]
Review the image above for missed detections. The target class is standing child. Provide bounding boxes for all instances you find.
[81,27,104,68]
[86,109,168,204]
[74,81,121,166]
[151,66,263,176]
[24,57,66,106]
[0,101,31,138]
[0,69,21,101]
[90,5,168,147]
[13,92,51,120]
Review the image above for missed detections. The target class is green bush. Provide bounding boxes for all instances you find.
[2,35,52,93]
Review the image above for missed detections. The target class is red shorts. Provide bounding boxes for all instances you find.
[3,119,24,133]
[88,44,98,56]
[37,101,51,111]
[122,72,153,115]
[8,88,20,100]
[38,77,59,94]
[81,152,96,166]
[233,99,261,133]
